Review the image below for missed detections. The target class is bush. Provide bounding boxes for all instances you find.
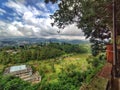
[0,75,34,90]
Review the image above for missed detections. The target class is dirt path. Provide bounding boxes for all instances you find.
[98,63,112,79]
[80,63,112,90]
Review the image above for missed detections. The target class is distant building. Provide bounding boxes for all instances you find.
[4,65,41,83]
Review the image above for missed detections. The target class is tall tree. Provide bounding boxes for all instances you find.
[45,0,120,56]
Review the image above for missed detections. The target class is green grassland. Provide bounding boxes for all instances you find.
[27,53,90,83]
[0,43,106,90]
[0,53,106,90]
[80,76,108,90]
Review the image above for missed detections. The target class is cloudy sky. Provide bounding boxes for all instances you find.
[0,0,85,40]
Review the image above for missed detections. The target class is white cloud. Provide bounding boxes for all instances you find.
[0,8,6,15]
[4,0,28,16]
[0,0,86,40]
[8,25,24,36]
[44,35,85,40]
[50,5,57,11]
[14,0,26,4]
[0,19,85,40]
[27,5,42,16]
[0,21,24,37]
[60,24,84,36]
[5,0,50,17]
[36,2,48,12]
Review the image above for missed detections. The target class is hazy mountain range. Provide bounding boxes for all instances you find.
[0,37,89,47]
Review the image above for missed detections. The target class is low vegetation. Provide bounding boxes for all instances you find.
[0,43,88,64]
[0,43,106,90]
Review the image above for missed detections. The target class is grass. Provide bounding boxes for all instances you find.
[0,44,108,90]
[27,53,90,84]
[1,52,107,90]
[80,76,108,90]
[0,64,4,69]
[0,64,4,73]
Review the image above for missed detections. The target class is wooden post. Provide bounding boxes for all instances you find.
[112,0,117,77]
[110,0,120,90]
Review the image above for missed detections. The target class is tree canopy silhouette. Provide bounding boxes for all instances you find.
[45,0,120,56]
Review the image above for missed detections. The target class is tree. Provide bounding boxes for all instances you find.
[45,0,120,56]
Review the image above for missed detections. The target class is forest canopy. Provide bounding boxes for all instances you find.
[44,0,120,56]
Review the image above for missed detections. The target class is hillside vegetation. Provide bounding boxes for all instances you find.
[0,43,106,90]
[0,43,89,64]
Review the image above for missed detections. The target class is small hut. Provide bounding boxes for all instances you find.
[4,65,41,83]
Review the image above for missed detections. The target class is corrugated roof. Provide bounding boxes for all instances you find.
[10,65,27,72]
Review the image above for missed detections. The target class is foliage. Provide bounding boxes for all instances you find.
[87,54,106,68]
[45,0,120,56]
[39,54,105,90]
[0,43,88,64]
[0,43,105,90]
[0,52,105,90]
[0,75,34,90]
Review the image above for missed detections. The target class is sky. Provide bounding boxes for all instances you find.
[0,0,85,40]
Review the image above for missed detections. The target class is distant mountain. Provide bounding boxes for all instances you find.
[0,37,89,47]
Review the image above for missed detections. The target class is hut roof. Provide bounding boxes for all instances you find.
[10,65,27,72]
